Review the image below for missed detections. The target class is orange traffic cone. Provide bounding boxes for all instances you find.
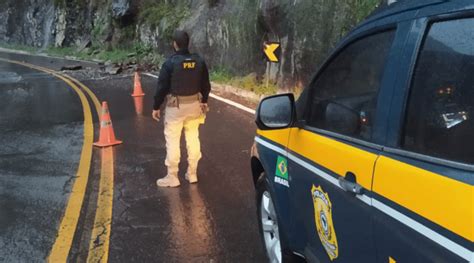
[94,102,123,147]
[133,96,144,115]
[131,72,145,97]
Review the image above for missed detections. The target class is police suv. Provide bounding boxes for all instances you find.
[250,1,473,262]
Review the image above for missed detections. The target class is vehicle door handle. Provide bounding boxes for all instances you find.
[338,174,364,195]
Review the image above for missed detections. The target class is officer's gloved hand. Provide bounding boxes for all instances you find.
[200,103,209,113]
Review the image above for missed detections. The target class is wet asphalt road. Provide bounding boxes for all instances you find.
[0,55,84,261]
[0,51,267,262]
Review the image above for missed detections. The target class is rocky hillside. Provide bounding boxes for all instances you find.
[0,0,382,90]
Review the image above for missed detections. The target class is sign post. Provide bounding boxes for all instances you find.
[263,41,281,90]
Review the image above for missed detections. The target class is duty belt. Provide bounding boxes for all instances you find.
[167,93,200,108]
[178,94,200,104]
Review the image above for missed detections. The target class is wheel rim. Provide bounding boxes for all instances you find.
[260,191,282,263]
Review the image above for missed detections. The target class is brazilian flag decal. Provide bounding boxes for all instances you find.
[275,156,288,180]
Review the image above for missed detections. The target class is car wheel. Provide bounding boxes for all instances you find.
[256,173,306,263]
[257,176,303,263]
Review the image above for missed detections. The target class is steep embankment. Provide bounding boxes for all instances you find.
[0,0,381,89]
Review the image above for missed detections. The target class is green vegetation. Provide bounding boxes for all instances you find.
[353,0,381,23]
[211,67,278,95]
[53,0,65,7]
[139,1,190,40]
[91,17,109,43]
[53,0,85,8]
[210,67,233,83]
[0,43,38,53]
[46,46,80,57]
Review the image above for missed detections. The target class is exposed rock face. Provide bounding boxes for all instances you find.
[112,0,131,19]
[0,0,55,48]
[0,0,381,89]
[53,7,67,47]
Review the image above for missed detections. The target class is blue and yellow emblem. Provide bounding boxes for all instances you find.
[312,185,339,260]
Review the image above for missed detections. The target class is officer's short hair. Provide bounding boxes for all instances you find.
[173,30,190,50]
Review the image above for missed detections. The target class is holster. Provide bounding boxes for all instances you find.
[166,95,179,108]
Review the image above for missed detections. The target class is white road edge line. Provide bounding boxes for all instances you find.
[143,72,257,115]
[255,137,474,262]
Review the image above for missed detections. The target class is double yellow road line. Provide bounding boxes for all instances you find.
[0,58,115,262]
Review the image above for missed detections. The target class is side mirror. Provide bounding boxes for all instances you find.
[256,93,296,130]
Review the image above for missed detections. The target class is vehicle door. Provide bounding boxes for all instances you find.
[287,29,396,262]
[372,16,474,263]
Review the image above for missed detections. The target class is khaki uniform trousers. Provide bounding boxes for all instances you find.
[164,100,203,178]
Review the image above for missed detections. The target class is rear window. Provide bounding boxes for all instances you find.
[402,18,474,164]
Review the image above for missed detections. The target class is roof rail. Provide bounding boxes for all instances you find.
[362,0,447,25]
[387,0,398,5]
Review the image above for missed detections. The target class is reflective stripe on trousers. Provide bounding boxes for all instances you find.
[164,101,203,177]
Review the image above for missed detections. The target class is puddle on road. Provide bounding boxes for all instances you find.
[164,186,218,259]
[0,75,83,131]
[0,72,22,84]
[0,62,87,261]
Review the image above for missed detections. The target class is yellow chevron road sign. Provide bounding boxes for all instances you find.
[263,42,281,63]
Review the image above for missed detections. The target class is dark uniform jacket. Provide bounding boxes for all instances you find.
[153,49,211,110]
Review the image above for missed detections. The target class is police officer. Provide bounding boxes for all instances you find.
[152,30,211,188]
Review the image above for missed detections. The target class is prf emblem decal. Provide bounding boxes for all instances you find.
[311,185,338,260]
[183,62,196,69]
[274,156,289,187]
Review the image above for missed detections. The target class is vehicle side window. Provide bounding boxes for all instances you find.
[307,30,395,141]
[403,18,474,164]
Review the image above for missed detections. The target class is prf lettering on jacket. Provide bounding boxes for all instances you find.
[183,62,196,69]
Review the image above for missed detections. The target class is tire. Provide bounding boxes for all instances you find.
[256,175,305,263]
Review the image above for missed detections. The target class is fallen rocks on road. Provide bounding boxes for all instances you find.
[60,65,83,71]
[104,65,122,75]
